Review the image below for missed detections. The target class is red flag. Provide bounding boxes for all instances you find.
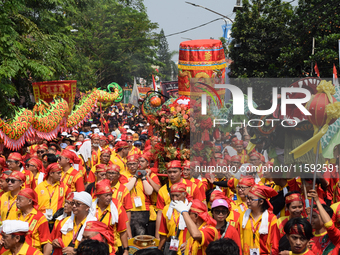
[333,63,339,86]
[314,62,320,78]
[152,75,158,91]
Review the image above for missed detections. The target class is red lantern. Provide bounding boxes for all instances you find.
[305,93,337,127]
[150,96,161,107]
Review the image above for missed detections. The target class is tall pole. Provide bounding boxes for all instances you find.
[309,139,320,223]
[311,37,315,76]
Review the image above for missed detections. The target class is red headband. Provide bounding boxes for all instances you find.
[101,148,111,156]
[190,199,216,227]
[115,141,129,152]
[92,134,100,139]
[60,150,80,164]
[285,193,303,204]
[182,160,190,169]
[18,188,38,207]
[231,155,241,162]
[84,221,114,247]
[0,172,9,180]
[127,154,139,163]
[249,152,261,159]
[239,176,255,187]
[28,158,43,172]
[9,171,25,182]
[170,183,187,193]
[95,164,108,173]
[139,152,152,163]
[166,160,182,170]
[8,153,25,167]
[106,164,120,173]
[234,140,243,146]
[95,179,112,196]
[289,224,305,236]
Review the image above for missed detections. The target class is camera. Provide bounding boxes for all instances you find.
[136,170,147,178]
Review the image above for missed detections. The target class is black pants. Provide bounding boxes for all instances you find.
[130,211,150,237]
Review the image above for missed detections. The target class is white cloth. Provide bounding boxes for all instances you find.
[224,146,237,157]
[69,149,80,171]
[2,220,29,234]
[167,199,188,230]
[60,212,97,241]
[37,172,44,185]
[56,212,68,222]
[74,192,93,207]
[77,140,92,163]
[92,199,119,224]
[242,209,269,234]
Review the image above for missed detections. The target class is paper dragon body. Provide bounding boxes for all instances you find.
[0,83,123,150]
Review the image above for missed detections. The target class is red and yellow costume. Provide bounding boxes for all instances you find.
[35,163,70,215]
[239,184,280,255]
[8,188,51,251]
[184,199,219,255]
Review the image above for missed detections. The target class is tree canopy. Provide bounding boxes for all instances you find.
[229,0,340,79]
[0,0,162,116]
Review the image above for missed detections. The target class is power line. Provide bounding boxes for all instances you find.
[165,18,225,37]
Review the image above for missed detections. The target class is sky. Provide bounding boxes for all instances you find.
[143,0,236,61]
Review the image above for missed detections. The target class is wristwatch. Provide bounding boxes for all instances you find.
[141,177,147,181]
[123,247,129,250]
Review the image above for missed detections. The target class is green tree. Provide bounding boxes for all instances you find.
[157,29,178,81]
[0,0,91,117]
[278,0,340,77]
[67,0,161,90]
[229,0,294,78]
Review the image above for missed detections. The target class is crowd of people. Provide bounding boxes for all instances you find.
[0,104,339,255]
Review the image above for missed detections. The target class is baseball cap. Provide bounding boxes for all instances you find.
[211,199,229,209]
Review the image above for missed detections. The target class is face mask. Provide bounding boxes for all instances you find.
[60,143,67,149]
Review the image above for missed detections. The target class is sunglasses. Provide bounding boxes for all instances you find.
[6,179,20,184]
[213,209,229,215]
[126,140,133,143]
[73,201,86,207]
[37,150,45,154]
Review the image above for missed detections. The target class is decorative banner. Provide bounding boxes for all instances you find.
[138,87,152,98]
[161,81,178,99]
[123,89,132,104]
[32,80,77,112]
